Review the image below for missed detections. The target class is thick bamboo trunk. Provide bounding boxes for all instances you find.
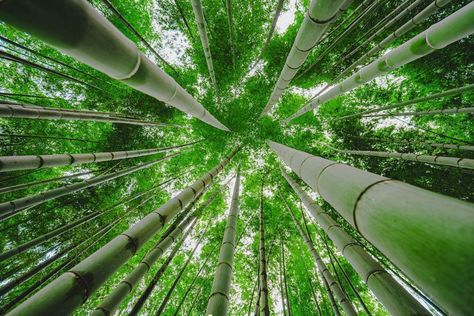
[363,106,474,118]
[336,83,474,120]
[0,102,179,127]
[191,0,217,87]
[0,153,179,221]
[92,182,225,315]
[341,0,454,82]
[0,174,180,262]
[98,0,175,72]
[286,2,474,122]
[129,219,199,315]
[260,0,349,117]
[206,167,241,315]
[258,184,270,316]
[269,140,474,314]
[7,147,239,315]
[0,0,229,130]
[322,143,474,170]
[299,0,387,78]
[0,142,195,172]
[281,195,357,316]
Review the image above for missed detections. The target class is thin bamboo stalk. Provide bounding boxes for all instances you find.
[285,3,474,122]
[0,35,104,82]
[0,102,180,127]
[129,219,198,315]
[336,83,474,120]
[7,147,239,315]
[174,0,194,39]
[0,142,195,172]
[0,49,99,91]
[279,246,287,316]
[307,275,322,316]
[0,132,99,143]
[206,167,241,315]
[0,0,228,130]
[281,239,292,316]
[281,195,357,316]
[92,181,225,316]
[258,183,270,316]
[321,142,474,170]
[270,140,474,314]
[363,106,474,118]
[0,153,179,221]
[191,0,217,87]
[429,143,474,152]
[225,0,235,67]
[260,0,350,117]
[0,173,181,261]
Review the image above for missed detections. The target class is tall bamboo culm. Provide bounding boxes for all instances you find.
[0,0,229,130]
[280,194,357,316]
[7,147,239,315]
[268,140,474,314]
[260,0,350,117]
[206,167,241,315]
[258,183,270,316]
[281,167,430,315]
[286,2,474,122]
[0,142,196,172]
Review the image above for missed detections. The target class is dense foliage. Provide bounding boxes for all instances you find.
[0,0,472,315]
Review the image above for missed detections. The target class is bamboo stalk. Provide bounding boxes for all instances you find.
[129,219,199,315]
[285,2,474,122]
[269,140,474,314]
[7,147,239,315]
[0,132,99,143]
[92,181,225,315]
[258,183,270,316]
[191,0,217,87]
[363,106,474,118]
[0,142,195,172]
[320,142,474,170]
[0,0,229,130]
[0,173,181,262]
[260,0,350,117]
[225,0,235,67]
[335,83,474,120]
[0,153,180,221]
[0,102,180,127]
[174,0,194,39]
[206,166,241,315]
[281,194,357,316]
[98,0,176,73]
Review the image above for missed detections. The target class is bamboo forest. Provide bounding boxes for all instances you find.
[0,0,473,315]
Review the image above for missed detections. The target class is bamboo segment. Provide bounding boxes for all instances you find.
[281,168,430,315]
[0,153,179,221]
[321,143,474,170]
[129,219,199,315]
[260,0,350,117]
[7,147,239,315]
[268,140,474,314]
[225,0,235,67]
[0,102,179,127]
[206,167,241,316]
[429,143,474,152]
[0,0,229,130]
[286,2,474,122]
[191,0,217,87]
[0,142,195,172]
[336,83,474,120]
[281,195,357,316]
[259,184,270,316]
[363,106,474,118]
[92,182,225,316]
